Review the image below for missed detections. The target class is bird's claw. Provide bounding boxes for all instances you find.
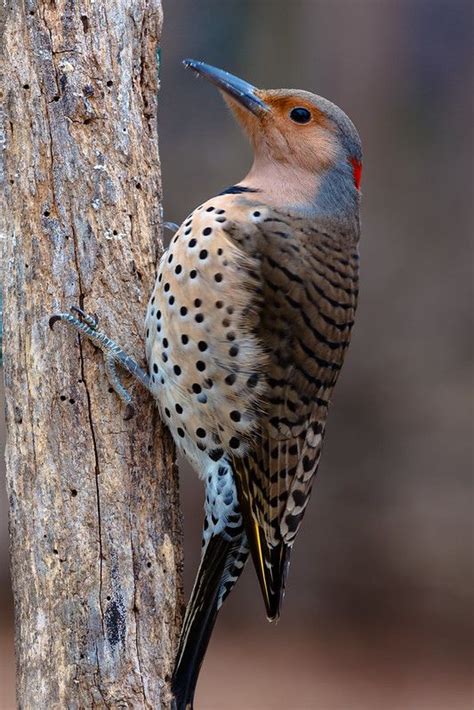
[70,305,99,330]
[49,305,97,332]
[49,304,150,420]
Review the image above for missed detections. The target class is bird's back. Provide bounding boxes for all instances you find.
[145,190,359,615]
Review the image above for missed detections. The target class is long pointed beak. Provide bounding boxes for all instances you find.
[183,59,269,116]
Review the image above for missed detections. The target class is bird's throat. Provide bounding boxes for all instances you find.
[241,160,321,216]
[240,159,359,235]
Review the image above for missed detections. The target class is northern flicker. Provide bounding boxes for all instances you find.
[51,59,362,710]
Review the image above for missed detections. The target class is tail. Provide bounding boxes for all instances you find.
[234,467,292,620]
[171,532,248,710]
[247,520,292,621]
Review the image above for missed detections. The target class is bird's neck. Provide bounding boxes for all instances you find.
[240,156,360,238]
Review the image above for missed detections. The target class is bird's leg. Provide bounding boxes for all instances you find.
[49,305,151,419]
[163,221,179,233]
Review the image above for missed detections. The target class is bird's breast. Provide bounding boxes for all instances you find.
[143,195,268,472]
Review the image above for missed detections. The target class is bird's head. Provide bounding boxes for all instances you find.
[184,59,362,228]
[184,59,362,230]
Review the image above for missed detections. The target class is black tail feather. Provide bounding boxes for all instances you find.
[171,534,244,710]
[248,521,292,620]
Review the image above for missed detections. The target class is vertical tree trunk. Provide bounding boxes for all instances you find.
[0,2,183,707]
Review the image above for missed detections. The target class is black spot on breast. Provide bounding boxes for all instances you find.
[198,341,208,351]
[199,249,208,260]
[247,373,259,388]
[181,334,189,344]
[225,373,236,386]
[194,298,202,307]
[173,365,181,376]
[195,313,204,323]
[229,437,240,449]
[196,427,206,438]
[203,227,212,236]
[208,448,223,461]
[192,383,202,394]
[175,403,183,414]
[153,364,158,374]
[206,206,214,212]
[229,345,239,357]
[214,273,223,283]
[230,410,241,422]
[190,270,197,279]
[189,238,197,247]
[180,306,188,316]
[196,360,206,371]
[175,265,182,275]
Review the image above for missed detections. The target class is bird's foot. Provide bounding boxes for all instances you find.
[164,221,179,233]
[49,305,151,420]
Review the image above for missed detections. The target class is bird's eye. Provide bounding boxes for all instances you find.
[290,107,311,124]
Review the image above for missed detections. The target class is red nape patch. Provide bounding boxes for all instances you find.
[350,157,362,190]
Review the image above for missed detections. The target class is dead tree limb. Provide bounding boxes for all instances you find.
[0,2,183,707]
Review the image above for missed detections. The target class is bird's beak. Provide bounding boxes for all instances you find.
[183,59,269,116]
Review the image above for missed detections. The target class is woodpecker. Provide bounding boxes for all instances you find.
[51,59,362,710]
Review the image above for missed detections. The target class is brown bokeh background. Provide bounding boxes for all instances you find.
[1,1,473,708]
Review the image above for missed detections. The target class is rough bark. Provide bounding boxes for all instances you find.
[0,2,183,708]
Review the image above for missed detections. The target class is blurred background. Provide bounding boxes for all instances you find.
[1,0,473,708]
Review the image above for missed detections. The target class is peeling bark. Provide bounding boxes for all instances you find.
[0,2,182,707]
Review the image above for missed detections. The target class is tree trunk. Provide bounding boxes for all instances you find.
[0,2,183,708]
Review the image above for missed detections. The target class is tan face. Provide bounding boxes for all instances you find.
[224,90,339,175]
[183,60,362,213]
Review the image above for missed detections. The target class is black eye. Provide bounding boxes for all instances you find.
[290,107,311,124]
